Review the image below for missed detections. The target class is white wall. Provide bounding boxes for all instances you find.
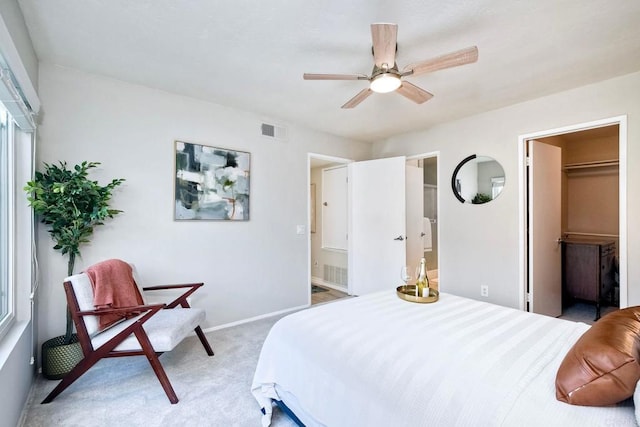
[373,71,640,309]
[35,63,371,342]
[0,321,32,426]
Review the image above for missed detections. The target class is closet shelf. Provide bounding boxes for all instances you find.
[563,159,619,170]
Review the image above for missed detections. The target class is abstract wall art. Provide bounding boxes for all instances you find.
[174,141,250,220]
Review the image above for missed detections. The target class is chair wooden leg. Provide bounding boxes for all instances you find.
[41,355,101,404]
[194,326,214,356]
[134,328,179,404]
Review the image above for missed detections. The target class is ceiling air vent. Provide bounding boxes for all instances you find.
[261,122,288,141]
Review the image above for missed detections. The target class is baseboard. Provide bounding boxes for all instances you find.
[311,276,347,293]
[201,304,308,333]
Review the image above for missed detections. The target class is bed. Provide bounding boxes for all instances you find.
[251,291,637,426]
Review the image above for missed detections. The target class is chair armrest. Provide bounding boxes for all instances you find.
[77,303,166,317]
[142,283,203,291]
[142,283,204,309]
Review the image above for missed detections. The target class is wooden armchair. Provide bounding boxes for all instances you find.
[42,267,214,404]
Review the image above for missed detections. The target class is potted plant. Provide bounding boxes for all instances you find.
[24,161,125,379]
[471,193,492,204]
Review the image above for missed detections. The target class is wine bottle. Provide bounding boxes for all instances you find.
[416,258,428,297]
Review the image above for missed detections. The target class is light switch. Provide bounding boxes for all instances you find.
[296,225,305,235]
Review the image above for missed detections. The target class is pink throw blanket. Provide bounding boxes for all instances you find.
[85,259,144,330]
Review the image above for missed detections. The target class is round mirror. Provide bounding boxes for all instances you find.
[452,155,505,204]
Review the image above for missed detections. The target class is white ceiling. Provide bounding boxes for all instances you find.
[16,0,640,143]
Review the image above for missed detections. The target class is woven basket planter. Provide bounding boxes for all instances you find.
[41,334,83,380]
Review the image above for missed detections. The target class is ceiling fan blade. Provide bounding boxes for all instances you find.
[371,23,398,68]
[403,46,478,77]
[341,88,373,109]
[396,81,434,104]
[303,73,368,80]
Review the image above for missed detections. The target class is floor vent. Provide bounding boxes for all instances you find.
[261,123,288,141]
[323,265,348,287]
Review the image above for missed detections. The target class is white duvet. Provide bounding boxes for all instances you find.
[252,291,636,426]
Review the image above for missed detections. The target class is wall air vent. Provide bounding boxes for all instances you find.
[261,122,288,141]
[323,264,348,287]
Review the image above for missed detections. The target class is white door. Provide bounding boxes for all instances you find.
[321,166,348,250]
[528,140,562,317]
[406,165,424,276]
[348,156,406,295]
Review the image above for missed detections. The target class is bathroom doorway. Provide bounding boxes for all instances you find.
[308,153,351,305]
[406,153,439,287]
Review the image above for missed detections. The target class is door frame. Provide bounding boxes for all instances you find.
[307,153,352,306]
[518,115,628,311]
[407,151,441,289]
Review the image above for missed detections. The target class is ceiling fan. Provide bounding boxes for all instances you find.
[303,23,478,109]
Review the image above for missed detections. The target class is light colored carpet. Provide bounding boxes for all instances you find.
[20,314,297,427]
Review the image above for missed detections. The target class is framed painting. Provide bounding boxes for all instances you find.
[174,141,250,220]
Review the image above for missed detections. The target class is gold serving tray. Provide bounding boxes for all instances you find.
[396,285,439,303]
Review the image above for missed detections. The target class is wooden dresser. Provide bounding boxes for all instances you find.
[562,238,616,320]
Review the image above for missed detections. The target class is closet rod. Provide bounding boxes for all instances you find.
[563,231,619,238]
[563,160,618,170]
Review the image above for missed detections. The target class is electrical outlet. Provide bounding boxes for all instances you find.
[480,285,489,297]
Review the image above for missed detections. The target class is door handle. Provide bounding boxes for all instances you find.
[394,235,404,241]
[421,232,426,237]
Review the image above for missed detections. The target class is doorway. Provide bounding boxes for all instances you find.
[308,154,438,301]
[308,154,351,305]
[406,153,439,288]
[519,116,627,321]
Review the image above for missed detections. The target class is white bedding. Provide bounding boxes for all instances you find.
[251,291,636,427]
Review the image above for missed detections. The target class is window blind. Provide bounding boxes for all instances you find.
[0,67,34,131]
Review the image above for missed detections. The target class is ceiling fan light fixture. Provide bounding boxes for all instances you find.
[370,73,401,93]
[303,24,477,108]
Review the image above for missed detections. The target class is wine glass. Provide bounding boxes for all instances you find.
[400,266,413,286]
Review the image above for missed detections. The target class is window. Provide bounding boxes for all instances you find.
[0,105,13,339]
[491,176,505,200]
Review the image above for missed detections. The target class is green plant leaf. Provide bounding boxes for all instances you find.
[25,160,125,272]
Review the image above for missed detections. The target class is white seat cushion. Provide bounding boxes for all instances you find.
[91,307,206,352]
[66,273,101,336]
